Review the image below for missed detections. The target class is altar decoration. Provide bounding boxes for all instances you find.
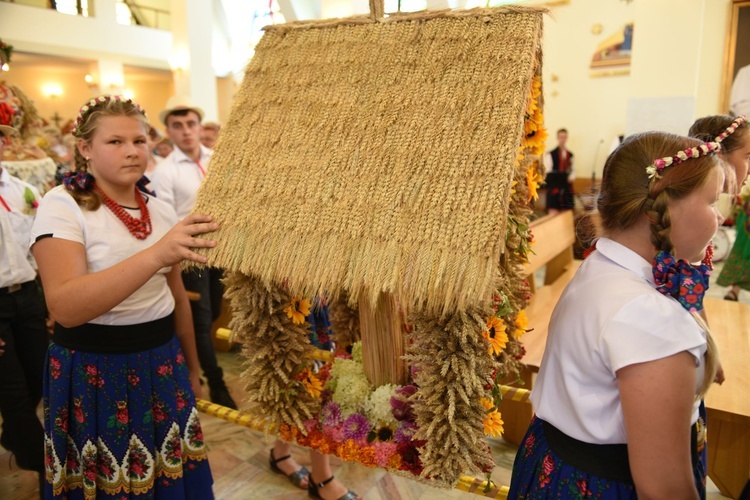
[194,3,546,488]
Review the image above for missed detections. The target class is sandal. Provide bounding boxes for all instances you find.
[308,475,359,500]
[724,290,739,301]
[269,449,309,489]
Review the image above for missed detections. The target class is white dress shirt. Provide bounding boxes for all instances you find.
[148,145,212,220]
[0,167,41,288]
[531,238,706,444]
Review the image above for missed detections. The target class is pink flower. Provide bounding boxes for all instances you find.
[342,413,370,443]
[373,441,398,467]
[654,159,666,169]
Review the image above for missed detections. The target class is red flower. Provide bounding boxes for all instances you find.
[541,453,555,476]
[524,433,536,457]
[116,404,129,424]
[130,459,144,477]
[0,102,15,127]
[156,364,173,377]
[74,406,84,424]
[128,374,140,386]
[84,364,98,376]
[152,404,167,423]
[175,353,185,364]
[176,394,187,411]
[577,479,591,496]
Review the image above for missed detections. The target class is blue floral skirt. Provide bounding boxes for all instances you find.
[43,336,214,499]
[509,416,705,499]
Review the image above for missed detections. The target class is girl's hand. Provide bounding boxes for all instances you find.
[152,214,219,268]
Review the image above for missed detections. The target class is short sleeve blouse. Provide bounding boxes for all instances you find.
[30,185,178,326]
[530,237,707,444]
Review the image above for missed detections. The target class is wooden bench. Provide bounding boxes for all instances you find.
[499,210,580,445]
[703,298,750,499]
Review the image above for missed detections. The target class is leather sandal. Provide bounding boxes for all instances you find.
[308,475,359,500]
[269,450,309,489]
[724,290,739,301]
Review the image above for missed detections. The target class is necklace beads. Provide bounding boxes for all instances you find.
[95,185,152,239]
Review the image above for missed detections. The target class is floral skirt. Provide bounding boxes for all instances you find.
[44,336,214,499]
[509,416,705,499]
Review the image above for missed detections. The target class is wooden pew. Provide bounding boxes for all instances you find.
[703,298,750,499]
[499,210,580,445]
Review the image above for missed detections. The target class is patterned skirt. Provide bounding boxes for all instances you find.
[43,336,214,499]
[509,416,705,499]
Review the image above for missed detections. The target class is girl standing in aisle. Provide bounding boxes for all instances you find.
[689,115,750,301]
[31,95,216,499]
[509,132,729,499]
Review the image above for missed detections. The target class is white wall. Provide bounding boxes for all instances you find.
[0,0,172,69]
[543,0,732,180]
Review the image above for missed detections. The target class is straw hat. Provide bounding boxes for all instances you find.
[158,95,204,125]
[0,124,17,137]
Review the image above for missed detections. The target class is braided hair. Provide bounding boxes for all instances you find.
[598,131,726,396]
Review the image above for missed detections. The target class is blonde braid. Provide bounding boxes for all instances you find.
[644,189,674,253]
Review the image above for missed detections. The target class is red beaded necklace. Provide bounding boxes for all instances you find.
[94,185,152,240]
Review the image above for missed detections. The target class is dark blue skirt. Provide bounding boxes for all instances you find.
[43,335,214,499]
[509,415,706,499]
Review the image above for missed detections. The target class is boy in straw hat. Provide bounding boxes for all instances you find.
[0,123,48,494]
[150,96,237,409]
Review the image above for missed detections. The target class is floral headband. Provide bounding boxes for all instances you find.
[71,95,147,137]
[714,115,747,143]
[645,141,721,180]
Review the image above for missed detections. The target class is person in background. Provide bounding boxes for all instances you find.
[730,64,750,118]
[150,97,237,409]
[689,115,750,301]
[200,121,221,150]
[31,95,215,498]
[146,125,163,174]
[543,128,576,213]
[0,122,48,496]
[155,137,174,159]
[510,132,728,498]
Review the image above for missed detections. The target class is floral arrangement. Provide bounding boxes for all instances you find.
[0,39,12,65]
[223,57,545,489]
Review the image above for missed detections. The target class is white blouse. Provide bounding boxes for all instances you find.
[30,185,178,326]
[531,237,707,444]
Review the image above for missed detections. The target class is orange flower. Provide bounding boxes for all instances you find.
[526,166,544,203]
[337,439,360,462]
[284,297,311,325]
[483,410,504,438]
[279,423,298,442]
[386,452,403,470]
[482,316,508,356]
[480,397,495,411]
[299,368,323,398]
[358,446,377,468]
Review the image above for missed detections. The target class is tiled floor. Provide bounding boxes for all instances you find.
[1,256,740,499]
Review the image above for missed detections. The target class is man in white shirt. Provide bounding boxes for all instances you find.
[730,64,750,118]
[0,124,48,482]
[150,98,237,409]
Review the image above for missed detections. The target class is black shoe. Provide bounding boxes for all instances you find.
[209,383,238,409]
[308,475,359,500]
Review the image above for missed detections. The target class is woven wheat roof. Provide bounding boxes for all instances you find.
[193,6,544,315]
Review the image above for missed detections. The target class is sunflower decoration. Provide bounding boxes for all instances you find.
[482,315,509,356]
[513,310,530,340]
[526,164,544,203]
[480,397,505,438]
[298,367,324,398]
[284,297,311,325]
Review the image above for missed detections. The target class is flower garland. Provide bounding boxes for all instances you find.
[715,115,746,144]
[72,95,147,137]
[645,142,721,180]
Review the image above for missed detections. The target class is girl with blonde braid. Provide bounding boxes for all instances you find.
[31,96,215,499]
[509,132,729,499]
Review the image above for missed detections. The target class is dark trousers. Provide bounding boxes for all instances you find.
[181,268,224,385]
[0,281,48,473]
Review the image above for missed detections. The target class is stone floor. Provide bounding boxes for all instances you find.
[0,255,740,499]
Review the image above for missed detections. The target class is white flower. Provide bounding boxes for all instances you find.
[363,384,399,427]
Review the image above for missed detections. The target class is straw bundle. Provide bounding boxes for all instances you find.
[192,7,544,316]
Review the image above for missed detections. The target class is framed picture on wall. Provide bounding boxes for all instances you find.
[724,0,750,116]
